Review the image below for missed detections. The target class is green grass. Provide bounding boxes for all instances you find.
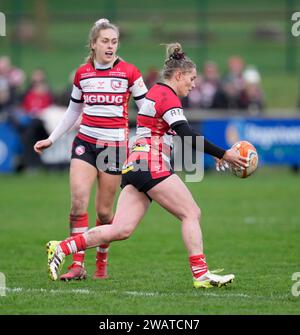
[0,167,300,315]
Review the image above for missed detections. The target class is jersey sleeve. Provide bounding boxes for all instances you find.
[70,69,84,103]
[128,65,148,99]
[158,93,187,126]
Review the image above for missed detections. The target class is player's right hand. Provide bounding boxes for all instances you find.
[215,158,229,172]
[34,139,53,154]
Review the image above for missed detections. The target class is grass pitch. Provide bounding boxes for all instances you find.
[0,167,299,315]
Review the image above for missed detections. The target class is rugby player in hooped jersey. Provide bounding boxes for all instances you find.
[34,19,148,281]
[46,43,249,288]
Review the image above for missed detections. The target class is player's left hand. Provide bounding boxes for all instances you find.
[223,148,249,169]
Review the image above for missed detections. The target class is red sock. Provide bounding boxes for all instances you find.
[70,213,88,265]
[95,217,113,266]
[59,234,87,256]
[189,254,208,279]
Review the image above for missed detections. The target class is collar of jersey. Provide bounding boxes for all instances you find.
[157,82,178,96]
[94,58,120,71]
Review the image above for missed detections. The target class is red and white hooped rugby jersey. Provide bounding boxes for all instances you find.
[71,58,147,146]
[129,83,187,177]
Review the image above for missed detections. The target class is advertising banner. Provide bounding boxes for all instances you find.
[196,118,300,168]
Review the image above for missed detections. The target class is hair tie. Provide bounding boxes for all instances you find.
[170,52,185,60]
[95,18,110,26]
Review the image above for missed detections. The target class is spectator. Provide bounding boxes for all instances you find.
[181,74,202,108]
[144,66,160,89]
[239,66,264,114]
[221,55,245,109]
[200,61,221,108]
[182,61,227,109]
[22,81,53,115]
[18,69,54,171]
[56,70,76,107]
[22,68,51,94]
[0,56,25,114]
[0,72,11,114]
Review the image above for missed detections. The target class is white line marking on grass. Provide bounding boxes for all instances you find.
[6,287,250,299]
[243,216,280,224]
[124,290,250,299]
[7,287,292,301]
[6,287,91,294]
[201,292,250,298]
[124,291,159,297]
[244,217,256,224]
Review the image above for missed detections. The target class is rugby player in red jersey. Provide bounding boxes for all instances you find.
[34,19,147,281]
[46,43,248,288]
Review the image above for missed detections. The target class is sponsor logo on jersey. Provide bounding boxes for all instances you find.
[81,71,97,78]
[81,80,98,90]
[109,71,127,77]
[96,81,105,89]
[83,94,124,104]
[75,145,85,156]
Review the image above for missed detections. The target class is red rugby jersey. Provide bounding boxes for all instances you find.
[71,58,147,146]
[130,83,187,177]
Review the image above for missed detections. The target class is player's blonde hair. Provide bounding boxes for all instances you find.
[162,42,196,79]
[85,18,120,65]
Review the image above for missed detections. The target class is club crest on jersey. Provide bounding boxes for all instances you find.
[111,79,122,90]
[75,145,85,156]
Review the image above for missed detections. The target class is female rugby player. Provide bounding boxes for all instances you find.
[46,43,248,288]
[35,19,147,280]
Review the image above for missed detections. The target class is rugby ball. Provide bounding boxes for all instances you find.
[230,141,258,178]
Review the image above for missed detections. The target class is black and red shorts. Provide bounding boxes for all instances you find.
[71,137,127,175]
[121,159,173,196]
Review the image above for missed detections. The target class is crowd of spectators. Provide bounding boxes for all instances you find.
[145,55,265,114]
[0,56,54,171]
